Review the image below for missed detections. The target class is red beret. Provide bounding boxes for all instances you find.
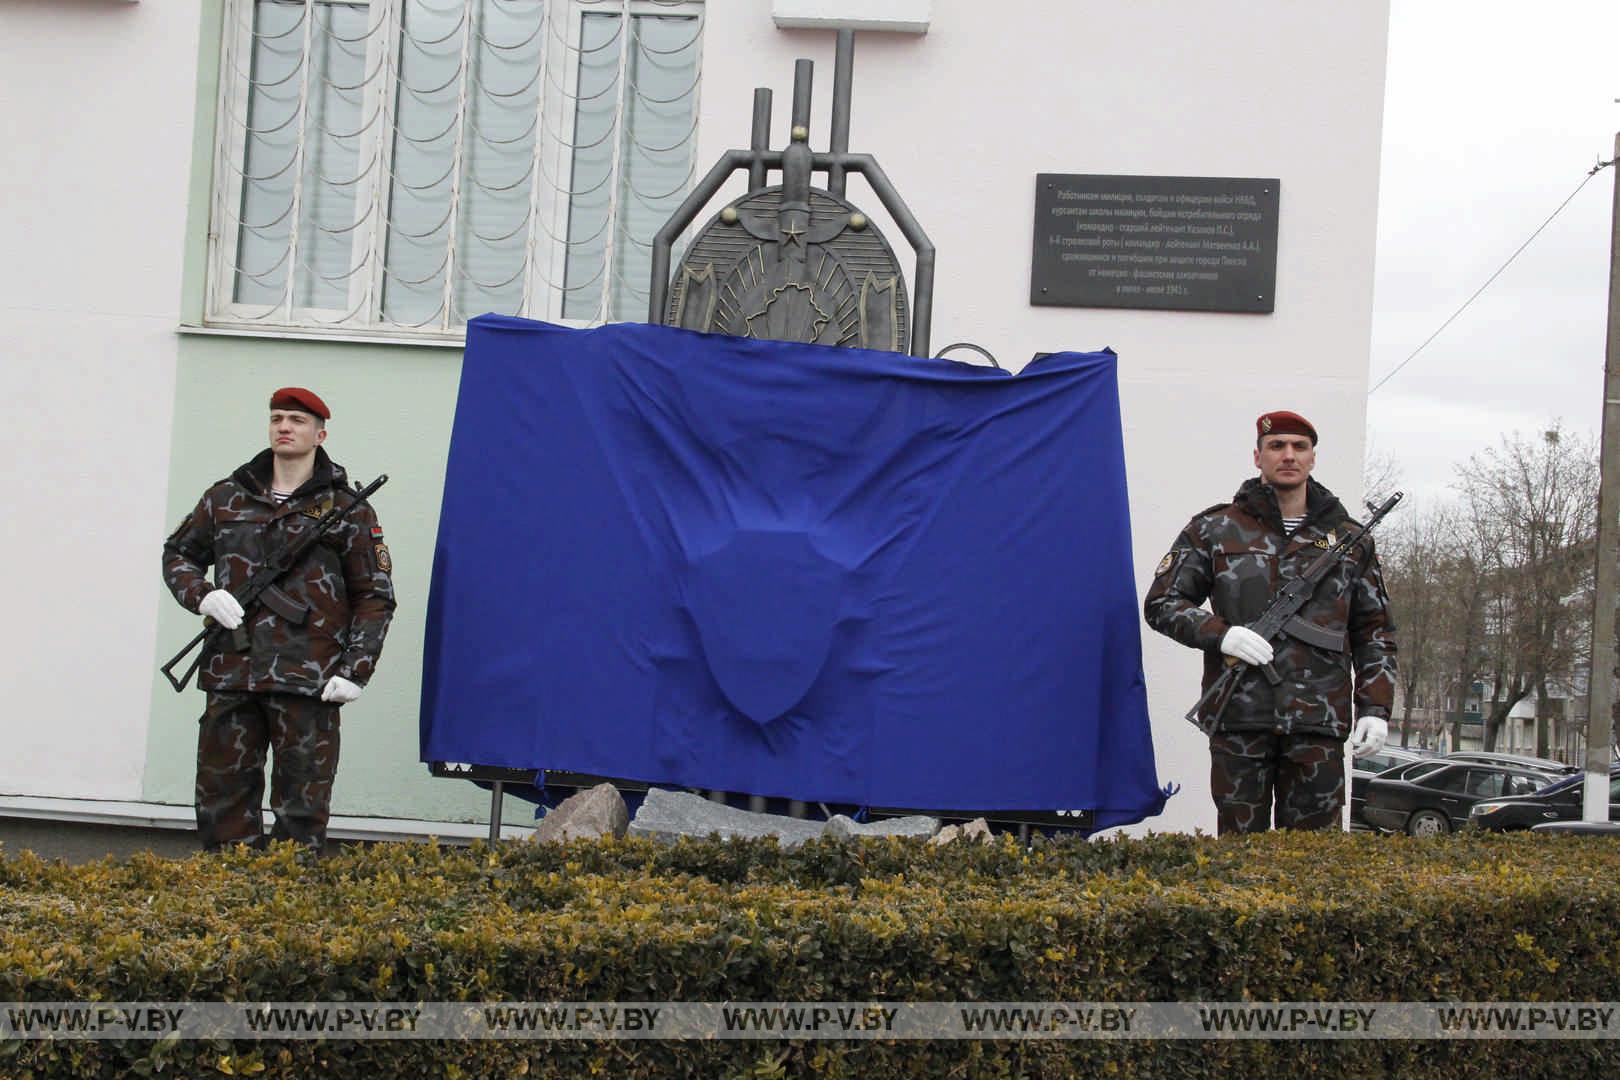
[1256,410,1316,445]
[269,387,330,420]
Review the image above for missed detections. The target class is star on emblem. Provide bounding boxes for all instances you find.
[781,221,805,246]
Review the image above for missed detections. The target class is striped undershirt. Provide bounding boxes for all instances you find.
[271,489,292,505]
[1282,515,1305,534]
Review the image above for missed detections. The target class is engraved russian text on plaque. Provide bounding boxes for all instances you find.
[1030,174,1280,314]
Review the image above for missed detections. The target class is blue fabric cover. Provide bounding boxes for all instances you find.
[421,316,1168,830]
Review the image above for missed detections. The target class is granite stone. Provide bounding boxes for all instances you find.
[533,782,629,843]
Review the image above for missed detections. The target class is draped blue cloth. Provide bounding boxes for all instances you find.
[421,316,1168,830]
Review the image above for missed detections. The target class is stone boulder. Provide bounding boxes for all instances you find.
[929,817,992,846]
[822,814,940,839]
[533,782,629,843]
[627,788,826,846]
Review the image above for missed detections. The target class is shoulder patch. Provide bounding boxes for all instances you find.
[374,543,392,574]
[1155,552,1174,576]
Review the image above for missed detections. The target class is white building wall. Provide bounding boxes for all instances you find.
[2,0,1389,836]
[0,1,199,799]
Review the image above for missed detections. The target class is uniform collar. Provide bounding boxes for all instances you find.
[1232,476,1346,535]
[235,446,344,501]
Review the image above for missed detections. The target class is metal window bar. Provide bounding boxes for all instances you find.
[280,0,319,322]
[360,0,404,328]
[605,10,702,314]
[593,0,633,325]
[516,1,556,318]
[437,0,477,331]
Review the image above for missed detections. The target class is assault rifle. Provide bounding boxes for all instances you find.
[1184,490,1402,732]
[160,474,389,692]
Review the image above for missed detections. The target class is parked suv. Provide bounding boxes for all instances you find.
[1468,765,1620,831]
[1363,760,1557,836]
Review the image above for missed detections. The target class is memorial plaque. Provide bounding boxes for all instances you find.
[1030,174,1280,314]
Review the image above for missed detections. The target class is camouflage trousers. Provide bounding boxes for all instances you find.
[196,691,341,851]
[1208,730,1344,835]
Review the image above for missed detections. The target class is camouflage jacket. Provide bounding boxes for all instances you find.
[163,448,396,696]
[1143,477,1396,738]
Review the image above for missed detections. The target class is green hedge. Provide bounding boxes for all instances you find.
[2,831,1619,1077]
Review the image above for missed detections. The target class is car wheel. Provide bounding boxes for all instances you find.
[1407,809,1450,837]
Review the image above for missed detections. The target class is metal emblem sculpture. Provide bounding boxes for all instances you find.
[649,31,934,357]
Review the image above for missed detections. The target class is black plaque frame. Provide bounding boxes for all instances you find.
[1030,173,1280,314]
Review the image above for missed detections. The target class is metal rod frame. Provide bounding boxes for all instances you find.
[827,29,853,197]
[647,31,934,357]
[748,88,772,191]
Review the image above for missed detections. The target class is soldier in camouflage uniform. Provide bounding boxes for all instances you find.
[1143,411,1396,834]
[163,387,395,851]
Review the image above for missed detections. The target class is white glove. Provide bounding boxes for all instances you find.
[321,675,363,704]
[199,589,245,630]
[1219,625,1274,666]
[1348,716,1388,759]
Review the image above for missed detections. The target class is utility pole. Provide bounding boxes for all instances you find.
[1585,131,1620,822]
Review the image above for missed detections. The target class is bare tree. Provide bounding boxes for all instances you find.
[1455,423,1599,756]
[1381,497,1492,751]
[1436,540,1490,751]
[1381,503,1451,748]
[1362,441,1403,509]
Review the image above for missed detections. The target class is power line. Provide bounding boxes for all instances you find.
[1367,156,1616,396]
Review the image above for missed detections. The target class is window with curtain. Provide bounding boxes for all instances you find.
[208,0,703,338]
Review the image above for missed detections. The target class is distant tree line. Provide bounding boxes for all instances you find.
[1372,422,1604,757]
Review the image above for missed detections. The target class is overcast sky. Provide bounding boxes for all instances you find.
[1368,0,1618,504]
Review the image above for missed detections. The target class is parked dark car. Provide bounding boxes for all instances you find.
[1349,747,1434,829]
[1363,760,1556,836]
[1467,764,1620,831]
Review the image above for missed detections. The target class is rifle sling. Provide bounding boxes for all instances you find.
[1280,615,1346,653]
[240,480,382,625]
[260,584,310,626]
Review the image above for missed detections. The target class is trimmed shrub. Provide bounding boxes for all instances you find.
[1,831,1618,1077]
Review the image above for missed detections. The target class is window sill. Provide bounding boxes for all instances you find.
[178,322,467,350]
